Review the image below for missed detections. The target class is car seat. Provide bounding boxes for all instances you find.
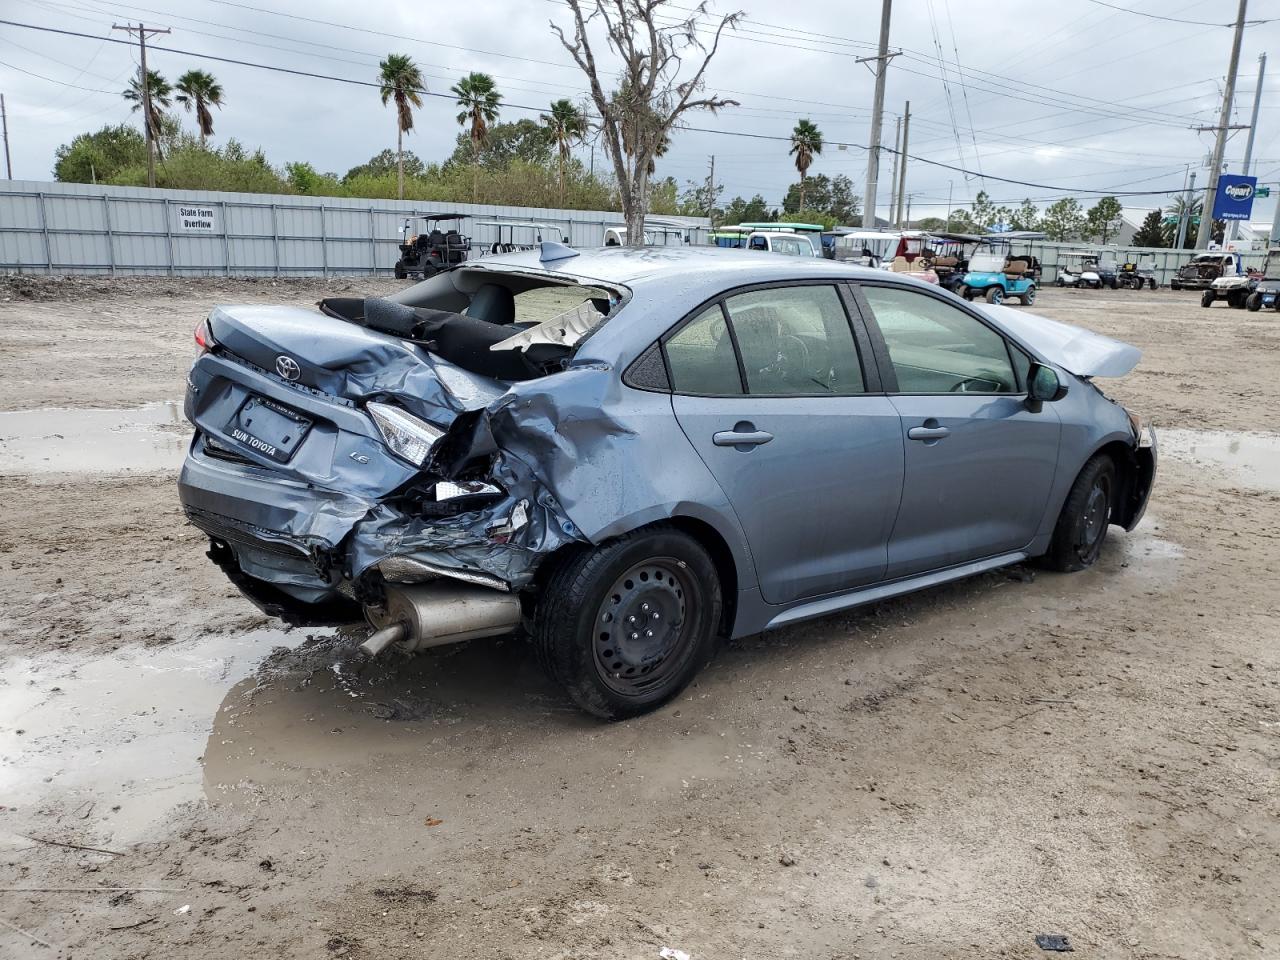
[463,283,516,326]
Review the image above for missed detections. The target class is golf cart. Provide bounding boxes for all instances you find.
[1056,252,1102,289]
[1090,252,1120,289]
[745,231,820,257]
[479,221,569,255]
[1118,255,1159,290]
[924,232,985,292]
[604,218,692,247]
[956,239,1038,305]
[1245,249,1280,312]
[1201,266,1260,309]
[394,213,471,279]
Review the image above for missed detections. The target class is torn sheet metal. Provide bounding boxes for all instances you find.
[490,299,604,352]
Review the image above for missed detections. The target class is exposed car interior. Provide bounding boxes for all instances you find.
[318,269,616,381]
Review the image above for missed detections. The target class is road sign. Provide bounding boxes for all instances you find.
[1212,174,1258,221]
[1256,186,1271,198]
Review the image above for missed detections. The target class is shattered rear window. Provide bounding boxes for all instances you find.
[513,286,613,324]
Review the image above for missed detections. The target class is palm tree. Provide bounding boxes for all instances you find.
[789,118,823,212]
[123,69,172,158]
[378,53,425,201]
[452,72,502,201]
[541,99,587,203]
[174,69,224,148]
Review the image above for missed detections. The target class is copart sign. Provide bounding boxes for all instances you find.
[176,204,217,232]
[1212,174,1257,222]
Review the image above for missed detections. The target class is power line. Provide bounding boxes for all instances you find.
[0,17,1198,200]
[1083,0,1277,27]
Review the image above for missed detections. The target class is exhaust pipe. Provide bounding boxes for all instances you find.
[361,581,522,657]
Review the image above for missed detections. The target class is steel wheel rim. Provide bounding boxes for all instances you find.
[1077,476,1111,558]
[594,557,698,696]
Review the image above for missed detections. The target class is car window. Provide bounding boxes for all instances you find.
[664,305,743,395]
[860,286,1016,394]
[723,285,865,396]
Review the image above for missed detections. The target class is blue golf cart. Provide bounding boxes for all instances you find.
[956,232,1044,306]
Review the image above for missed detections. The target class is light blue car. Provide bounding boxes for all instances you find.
[179,246,1156,718]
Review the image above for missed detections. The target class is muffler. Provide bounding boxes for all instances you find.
[360,581,522,657]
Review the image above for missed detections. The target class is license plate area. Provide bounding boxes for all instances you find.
[226,395,313,463]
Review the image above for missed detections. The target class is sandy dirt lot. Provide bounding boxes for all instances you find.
[1,276,1278,959]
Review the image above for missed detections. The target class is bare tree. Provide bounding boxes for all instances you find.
[552,0,742,246]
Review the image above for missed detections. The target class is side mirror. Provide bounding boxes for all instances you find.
[1028,363,1068,402]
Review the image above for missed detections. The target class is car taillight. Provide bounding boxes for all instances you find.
[194,317,216,355]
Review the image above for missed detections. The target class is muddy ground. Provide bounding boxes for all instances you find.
[1,276,1277,959]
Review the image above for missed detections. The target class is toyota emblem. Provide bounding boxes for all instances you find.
[275,355,301,381]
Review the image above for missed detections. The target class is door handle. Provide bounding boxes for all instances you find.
[713,428,774,447]
[907,425,951,441]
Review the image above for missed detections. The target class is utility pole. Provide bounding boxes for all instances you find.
[1175,171,1197,249]
[887,116,901,227]
[1228,51,1267,242]
[860,0,896,229]
[1195,0,1248,248]
[945,179,953,232]
[112,22,170,189]
[1,94,11,179]
[706,154,716,226]
[895,101,911,227]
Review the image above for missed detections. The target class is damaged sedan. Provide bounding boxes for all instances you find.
[179,244,1155,718]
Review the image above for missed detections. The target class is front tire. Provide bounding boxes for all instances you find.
[985,286,1004,305]
[1041,454,1116,572]
[1201,290,1215,308]
[957,284,971,300]
[1021,286,1036,306]
[1246,292,1262,311]
[532,527,722,720]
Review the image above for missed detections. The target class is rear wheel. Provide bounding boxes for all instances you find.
[1201,290,1215,308]
[1246,292,1262,312]
[957,284,971,300]
[1149,278,1158,290]
[1041,454,1116,572]
[1021,286,1036,306]
[532,527,722,720]
[393,261,407,280]
[985,286,1004,305]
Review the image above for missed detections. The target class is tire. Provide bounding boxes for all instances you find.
[1170,280,1180,291]
[1149,279,1158,290]
[1246,292,1262,312]
[1040,454,1117,572]
[1201,290,1215,308]
[1109,278,1118,290]
[1021,286,1036,306]
[985,286,1004,305]
[393,262,407,280]
[957,284,971,300]
[1228,291,1245,309]
[1055,276,1065,287]
[532,526,722,720]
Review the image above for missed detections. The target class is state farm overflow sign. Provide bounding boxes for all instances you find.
[176,204,217,232]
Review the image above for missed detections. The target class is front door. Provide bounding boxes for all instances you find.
[666,283,905,604]
[855,284,1062,579]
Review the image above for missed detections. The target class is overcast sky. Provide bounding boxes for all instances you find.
[2,0,1278,224]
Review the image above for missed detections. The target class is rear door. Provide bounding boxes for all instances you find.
[666,282,904,604]
[853,283,1061,579]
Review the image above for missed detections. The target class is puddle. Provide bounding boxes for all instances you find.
[0,401,189,474]
[0,627,328,843]
[1160,429,1280,492]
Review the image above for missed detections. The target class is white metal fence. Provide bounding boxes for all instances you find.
[0,179,710,277]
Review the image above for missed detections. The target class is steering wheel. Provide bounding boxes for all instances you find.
[761,334,811,384]
[950,376,995,393]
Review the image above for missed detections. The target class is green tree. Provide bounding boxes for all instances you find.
[344,148,425,182]
[122,69,172,157]
[1041,197,1087,241]
[1163,195,1204,248]
[53,124,147,182]
[915,216,947,232]
[970,190,997,230]
[1085,196,1124,244]
[829,174,860,224]
[723,194,772,223]
[446,120,550,170]
[453,71,502,201]
[541,99,587,204]
[789,118,822,211]
[1132,208,1167,247]
[378,53,425,201]
[946,208,978,232]
[174,69,223,147]
[1010,199,1040,232]
[679,175,724,219]
[783,172,831,215]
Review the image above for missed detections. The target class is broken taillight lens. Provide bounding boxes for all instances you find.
[193,317,216,355]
